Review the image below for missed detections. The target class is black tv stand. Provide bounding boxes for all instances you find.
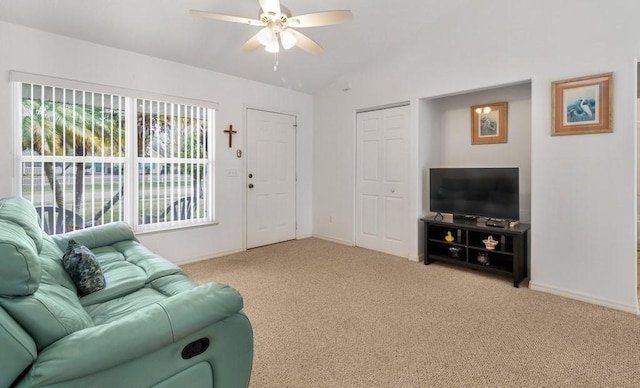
[485,218,507,228]
[421,217,530,287]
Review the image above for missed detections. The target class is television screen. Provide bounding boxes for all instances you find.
[429,168,519,220]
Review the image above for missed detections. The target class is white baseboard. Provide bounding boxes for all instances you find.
[176,235,318,265]
[529,281,639,315]
[175,248,245,265]
[313,234,424,263]
[312,233,354,247]
[410,253,424,263]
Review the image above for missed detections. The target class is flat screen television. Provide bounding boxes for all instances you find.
[429,167,519,221]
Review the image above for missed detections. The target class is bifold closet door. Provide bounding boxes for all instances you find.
[355,105,410,257]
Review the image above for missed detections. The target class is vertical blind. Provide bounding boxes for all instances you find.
[136,99,212,228]
[21,83,126,233]
[17,78,215,234]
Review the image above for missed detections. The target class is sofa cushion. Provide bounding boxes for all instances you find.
[84,273,198,325]
[39,236,78,293]
[112,241,183,281]
[0,218,42,297]
[79,257,148,306]
[62,240,106,294]
[149,274,198,296]
[84,287,170,325]
[0,280,94,350]
[75,239,184,306]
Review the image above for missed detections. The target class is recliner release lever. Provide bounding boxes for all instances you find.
[181,337,211,359]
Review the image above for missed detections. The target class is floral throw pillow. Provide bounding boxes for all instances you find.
[62,240,106,294]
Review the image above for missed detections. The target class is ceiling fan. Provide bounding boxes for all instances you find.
[190,0,353,55]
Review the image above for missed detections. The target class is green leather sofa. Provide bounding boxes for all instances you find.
[0,197,253,387]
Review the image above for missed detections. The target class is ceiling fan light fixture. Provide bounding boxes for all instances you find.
[190,2,354,59]
[257,27,275,45]
[280,30,297,50]
[265,40,280,53]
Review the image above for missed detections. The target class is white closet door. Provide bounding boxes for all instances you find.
[356,105,410,257]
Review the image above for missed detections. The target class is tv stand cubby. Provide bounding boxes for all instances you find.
[421,217,530,287]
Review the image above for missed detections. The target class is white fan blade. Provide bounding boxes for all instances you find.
[288,10,353,28]
[288,29,323,54]
[258,0,281,16]
[190,10,263,26]
[242,34,262,52]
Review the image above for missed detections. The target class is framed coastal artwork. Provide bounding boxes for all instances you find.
[551,72,613,135]
[471,102,507,145]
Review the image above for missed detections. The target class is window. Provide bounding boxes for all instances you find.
[15,77,215,234]
[136,99,212,230]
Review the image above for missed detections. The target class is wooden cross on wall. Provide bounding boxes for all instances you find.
[224,125,237,148]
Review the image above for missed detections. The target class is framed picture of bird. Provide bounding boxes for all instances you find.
[551,72,613,135]
[471,102,508,145]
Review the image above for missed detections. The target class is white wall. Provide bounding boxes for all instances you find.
[0,21,313,264]
[313,0,639,313]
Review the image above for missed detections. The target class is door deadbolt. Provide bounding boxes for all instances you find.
[248,183,254,189]
[248,173,253,178]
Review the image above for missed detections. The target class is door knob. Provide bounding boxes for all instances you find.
[248,183,254,189]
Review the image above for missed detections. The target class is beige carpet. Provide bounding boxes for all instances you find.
[182,238,640,388]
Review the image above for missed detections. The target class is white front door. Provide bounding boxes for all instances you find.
[246,109,296,249]
[356,105,410,257]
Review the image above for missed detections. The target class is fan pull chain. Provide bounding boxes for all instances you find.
[273,52,279,71]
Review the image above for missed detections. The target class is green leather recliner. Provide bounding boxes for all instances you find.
[0,197,253,387]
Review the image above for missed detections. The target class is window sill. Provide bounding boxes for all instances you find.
[134,220,219,235]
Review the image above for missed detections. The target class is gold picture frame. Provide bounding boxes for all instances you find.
[471,102,508,145]
[551,72,613,136]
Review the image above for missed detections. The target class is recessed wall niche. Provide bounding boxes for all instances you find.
[419,81,532,223]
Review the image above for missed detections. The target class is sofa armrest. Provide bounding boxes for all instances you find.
[157,282,243,339]
[21,283,243,386]
[0,306,37,388]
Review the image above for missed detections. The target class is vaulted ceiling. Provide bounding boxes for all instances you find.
[0,0,469,93]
